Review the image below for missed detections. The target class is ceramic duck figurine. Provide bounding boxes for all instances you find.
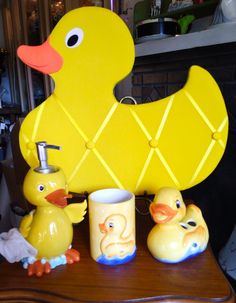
[16,7,228,196]
[99,214,135,259]
[147,187,209,263]
[19,142,87,277]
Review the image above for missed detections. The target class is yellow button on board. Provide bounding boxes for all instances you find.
[86,141,95,149]
[27,142,36,150]
[149,139,158,148]
[212,131,221,140]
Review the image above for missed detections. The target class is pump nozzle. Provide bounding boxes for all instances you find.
[35,141,61,173]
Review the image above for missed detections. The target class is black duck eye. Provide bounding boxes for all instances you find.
[109,222,114,229]
[187,220,197,227]
[65,28,84,48]
[176,199,181,208]
[37,184,45,192]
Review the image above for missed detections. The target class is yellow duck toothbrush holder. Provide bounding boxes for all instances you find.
[88,188,136,265]
[147,187,209,263]
[19,141,87,277]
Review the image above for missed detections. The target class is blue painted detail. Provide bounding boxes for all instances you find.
[96,247,136,265]
[155,244,207,264]
[21,254,67,269]
[49,254,67,269]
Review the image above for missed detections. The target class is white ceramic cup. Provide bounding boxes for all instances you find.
[88,188,136,265]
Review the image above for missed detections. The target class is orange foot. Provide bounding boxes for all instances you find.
[65,248,80,264]
[28,260,51,277]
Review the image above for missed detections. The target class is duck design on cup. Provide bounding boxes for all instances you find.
[97,214,136,265]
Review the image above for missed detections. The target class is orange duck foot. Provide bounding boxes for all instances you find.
[22,248,80,277]
[65,248,80,264]
[27,260,51,277]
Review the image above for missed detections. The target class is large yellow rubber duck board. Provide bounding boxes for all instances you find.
[17,7,228,195]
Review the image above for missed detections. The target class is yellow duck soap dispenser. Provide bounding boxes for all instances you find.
[19,141,87,277]
[147,187,209,263]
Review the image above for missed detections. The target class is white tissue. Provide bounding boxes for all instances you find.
[0,228,37,263]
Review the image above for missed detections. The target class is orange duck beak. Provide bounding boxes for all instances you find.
[150,203,178,224]
[99,223,107,233]
[45,189,72,208]
[17,39,63,75]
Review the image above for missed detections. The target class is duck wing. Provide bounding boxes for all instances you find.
[19,211,34,238]
[64,200,87,224]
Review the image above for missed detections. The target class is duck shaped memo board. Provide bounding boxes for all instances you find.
[17,7,228,195]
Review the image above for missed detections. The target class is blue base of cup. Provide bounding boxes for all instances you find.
[96,248,136,265]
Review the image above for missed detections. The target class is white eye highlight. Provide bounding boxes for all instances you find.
[65,28,84,48]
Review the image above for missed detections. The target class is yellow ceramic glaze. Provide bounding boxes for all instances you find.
[88,188,136,265]
[17,7,228,195]
[21,205,73,259]
[147,187,209,263]
[20,167,87,259]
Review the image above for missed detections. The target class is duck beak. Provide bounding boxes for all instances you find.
[45,189,72,208]
[17,38,63,74]
[150,203,178,224]
[99,223,107,233]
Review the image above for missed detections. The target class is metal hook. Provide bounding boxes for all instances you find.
[119,96,138,104]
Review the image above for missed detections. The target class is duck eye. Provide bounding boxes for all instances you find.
[109,222,114,229]
[37,184,45,192]
[187,220,197,227]
[65,28,84,48]
[176,199,181,208]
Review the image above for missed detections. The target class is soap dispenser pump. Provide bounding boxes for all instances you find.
[35,141,61,174]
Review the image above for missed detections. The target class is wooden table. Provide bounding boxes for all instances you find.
[0,200,235,303]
